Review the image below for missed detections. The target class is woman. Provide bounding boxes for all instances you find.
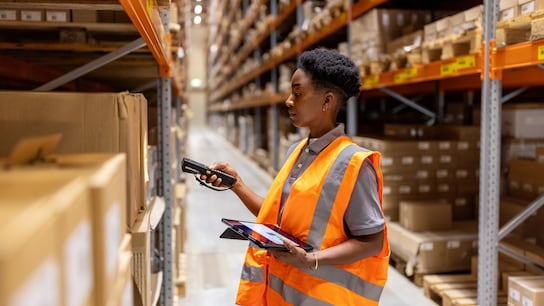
[204,48,389,305]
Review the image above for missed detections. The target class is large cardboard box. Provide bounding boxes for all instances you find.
[399,200,452,232]
[0,153,129,306]
[502,103,544,138]
[0,91,147,228]
[389,221,477,274]
[508,276,544,306]
[0,204,61,306]
[518,0,544,15]
[107,234,134,306]
[0,171,93,306]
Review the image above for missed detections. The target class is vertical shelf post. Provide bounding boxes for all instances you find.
[158,7,174,306]
[270,0,280,171]
[478,0,501,305]
[346,0,357,137]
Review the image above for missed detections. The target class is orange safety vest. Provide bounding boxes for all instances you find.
[236,135,390,306]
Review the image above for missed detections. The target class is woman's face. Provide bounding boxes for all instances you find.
[285,69,333,133]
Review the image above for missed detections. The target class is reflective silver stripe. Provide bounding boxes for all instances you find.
[307,144,363,248]
[305,144,384,302]
[240,263,264,283]
[269,274,334,306]
[307,265,384,302]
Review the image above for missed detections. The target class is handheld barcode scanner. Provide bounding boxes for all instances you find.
[181,158,236,191]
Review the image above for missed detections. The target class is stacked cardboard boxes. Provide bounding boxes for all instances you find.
[0,153,132,306]
[0,91,148,229]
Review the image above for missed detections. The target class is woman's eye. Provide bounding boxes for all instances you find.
[293,92,301,97]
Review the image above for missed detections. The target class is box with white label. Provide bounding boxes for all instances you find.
[46,10,70,22]
[0,9,18,21]
[508,276,544,306]
[518,0,544,15]
[20,9,44,21]
[501,0,520,21]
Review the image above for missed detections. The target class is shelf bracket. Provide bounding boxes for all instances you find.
[498,194,544,240]
[378,87,436,119]
[501,86,530,104]
[33,38,146,91]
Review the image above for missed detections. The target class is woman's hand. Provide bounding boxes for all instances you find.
[200,161,241,189]
[270,239,317,270]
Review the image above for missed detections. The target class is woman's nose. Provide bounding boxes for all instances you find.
[285,96,294,107]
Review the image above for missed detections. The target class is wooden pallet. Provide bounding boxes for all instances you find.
[388,50,422,71]
[496,10,544,46]
[422,273,476,303]
[421,29,482,64]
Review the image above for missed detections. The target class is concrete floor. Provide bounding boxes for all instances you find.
[178,127,438,306]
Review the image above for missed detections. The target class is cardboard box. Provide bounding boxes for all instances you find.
[106,239,133,306]
[389,221,478,273]
[502,103,544,138]
[1,152,129,306]
[508,276,544,306]
[0,91,147,228]
[72,10,97,23]
[46,10,70,22]
[537,147,544,163]
[20,9,44,21]
[0,204,61,306]
[500,0,520,21]
[518,0,544,15]
[0,9,18,21]
[450,5,483,36]
[508,159,544,199]
[400,200,452,232]
[131,209,152,306]
[0,170,93,306]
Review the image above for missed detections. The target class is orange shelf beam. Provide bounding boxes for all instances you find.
[361,53,483,90]
[494,40,544,70]
[120,0,171,77]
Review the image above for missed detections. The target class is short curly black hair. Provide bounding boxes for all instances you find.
[297,48,361,101]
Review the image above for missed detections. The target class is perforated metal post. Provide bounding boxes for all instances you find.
[158,7,173,306]
[270,0,280,171]
[478,0,501,305]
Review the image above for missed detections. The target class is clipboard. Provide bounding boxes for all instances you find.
[220,218,313,252]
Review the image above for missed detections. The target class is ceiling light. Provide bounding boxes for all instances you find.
[191,78,202,87]
[193,15,202,24]
[194,5,202,14]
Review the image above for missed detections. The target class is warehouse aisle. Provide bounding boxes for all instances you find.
[178,127,438,306]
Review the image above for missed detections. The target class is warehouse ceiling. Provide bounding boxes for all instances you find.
[0,0,186,97]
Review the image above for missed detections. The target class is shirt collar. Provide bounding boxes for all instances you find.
[307,124,345,153]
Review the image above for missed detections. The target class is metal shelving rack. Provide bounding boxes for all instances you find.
[119,0,179,305]
[479,1,544,305]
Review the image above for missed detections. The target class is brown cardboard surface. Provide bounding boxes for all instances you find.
[389,221,477,273]
[0,91,147,228]
[0,170,93,306]
[0,204,61,306]
[508,276,544,306]
[131,209,152,306]
[399,200,452,232]
[0,154,128,306]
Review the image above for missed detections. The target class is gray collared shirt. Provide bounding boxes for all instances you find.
[280,124,384,237]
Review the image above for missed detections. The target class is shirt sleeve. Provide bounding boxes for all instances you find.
[344,159,385,237]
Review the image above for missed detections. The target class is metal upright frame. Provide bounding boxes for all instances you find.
[157,7,174,306]
[270,0,280,171]
[478,1,501,305]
